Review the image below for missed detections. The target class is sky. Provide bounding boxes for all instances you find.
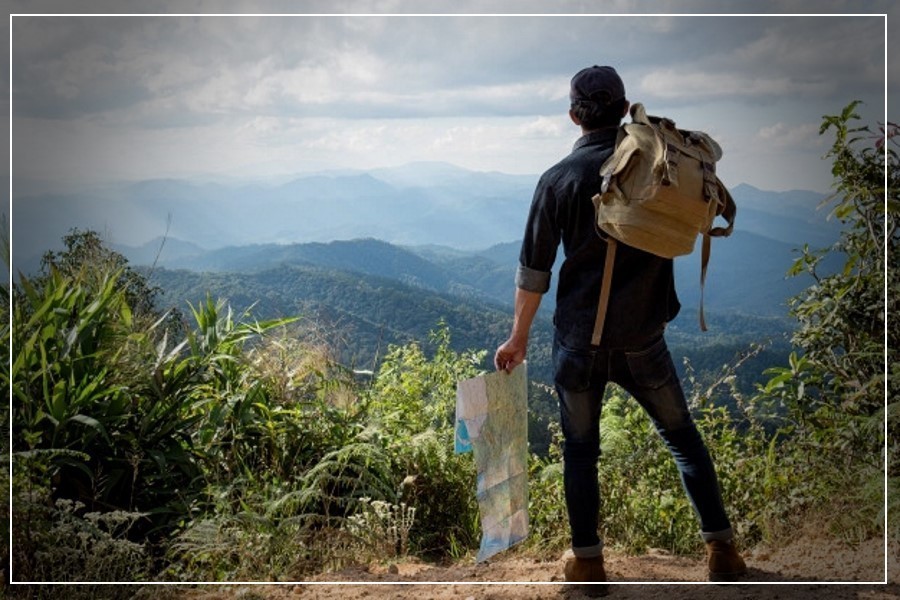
[6,3,892,196]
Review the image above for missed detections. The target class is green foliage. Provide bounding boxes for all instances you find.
[758,101,895,541]
[596,389,694,554]
[160,307,403,580]
[785,101,888,414]
[11,233,303,580]
[366,324,486,557]
[879,119,900,541]
[163,322,484,578]
[369,323,483,434]
[396,428,480,558]
[22,497,149,583]
[37,228,164,325]
[10,224,493,582]
[10,449,150,598]
[165,479,330,582]
[1,217,12,582]
[153,264,511,375]
[525,419,569,554]
[11,256,302,544]
[12,261,198,528]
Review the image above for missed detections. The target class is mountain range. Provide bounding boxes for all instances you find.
[12,161,841,277]
[121,226,832,321]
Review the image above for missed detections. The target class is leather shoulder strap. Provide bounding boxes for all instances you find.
[591,237,618,346]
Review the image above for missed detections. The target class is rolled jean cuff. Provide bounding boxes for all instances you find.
[701,527,734,543]
[572,542,604,558]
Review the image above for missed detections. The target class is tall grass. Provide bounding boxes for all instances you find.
[8,238,484,588]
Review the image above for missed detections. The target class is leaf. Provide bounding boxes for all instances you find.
[49,379,68,422]
[120,301,133,328]
[69,413,112,444]
[841,100,863,122]
[833,203,856,221]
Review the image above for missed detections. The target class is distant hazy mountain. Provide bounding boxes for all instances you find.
[417,228,843,319]
[11,162,535,271]
[729,183,842,249]
[11,162,840,276]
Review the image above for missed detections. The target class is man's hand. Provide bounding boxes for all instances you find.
[494,336,527,373]
[495,287,543,373]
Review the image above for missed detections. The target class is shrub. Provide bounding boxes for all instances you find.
[367,324,484,557]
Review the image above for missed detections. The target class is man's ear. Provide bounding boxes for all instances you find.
[569,109,582,126]
[622,101,630,117]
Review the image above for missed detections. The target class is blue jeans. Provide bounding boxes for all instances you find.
[552,333,734,558]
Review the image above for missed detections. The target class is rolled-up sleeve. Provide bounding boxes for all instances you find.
[515,264,551,293]
[516,173,560,295]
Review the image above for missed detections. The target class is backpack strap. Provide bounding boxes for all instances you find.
[699,232,711,332]
[698,182,736,331]
[709,182,736,237]
[591,237,617,346]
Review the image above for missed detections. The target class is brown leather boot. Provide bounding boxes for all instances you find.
[707,539,747,582]
[564,553,608,597]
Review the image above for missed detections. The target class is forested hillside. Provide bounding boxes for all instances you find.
[151,263,521,374]
[131,226,837,319]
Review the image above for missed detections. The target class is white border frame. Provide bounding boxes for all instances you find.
[6,10,891,590]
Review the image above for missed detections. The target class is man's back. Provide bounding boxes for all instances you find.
[518,129,680,350]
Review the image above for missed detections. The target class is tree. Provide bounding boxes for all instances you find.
[37,228,161,320]
[761,102,896,538]
[784,102,895,431]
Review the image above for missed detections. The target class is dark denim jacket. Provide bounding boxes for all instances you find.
[515,128,681,350]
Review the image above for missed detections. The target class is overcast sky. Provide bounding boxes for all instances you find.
[8,5,891,194]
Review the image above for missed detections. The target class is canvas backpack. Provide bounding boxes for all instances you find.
[589,103,736,345]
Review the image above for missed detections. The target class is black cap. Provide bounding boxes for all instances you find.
[570,65,626,106]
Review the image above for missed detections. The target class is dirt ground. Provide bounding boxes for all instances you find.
[172,537,900,600]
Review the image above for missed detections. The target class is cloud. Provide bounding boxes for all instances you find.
[755,122,825,149]
[640,69,834,100]
[633,15,883,106]
[16,16,754,120]
[8,12,888,193]
[13,14,884,122]
[517,116,567,139]
[734,17,884,79]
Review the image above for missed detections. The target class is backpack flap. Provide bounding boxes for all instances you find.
[598,122,664,204]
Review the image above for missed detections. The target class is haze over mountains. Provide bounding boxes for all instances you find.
[13,161,839,275]
[13,162,534,264]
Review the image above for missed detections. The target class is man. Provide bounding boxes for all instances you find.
[494,65,746,588]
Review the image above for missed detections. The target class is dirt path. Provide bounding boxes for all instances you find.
[174,538,900,600]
